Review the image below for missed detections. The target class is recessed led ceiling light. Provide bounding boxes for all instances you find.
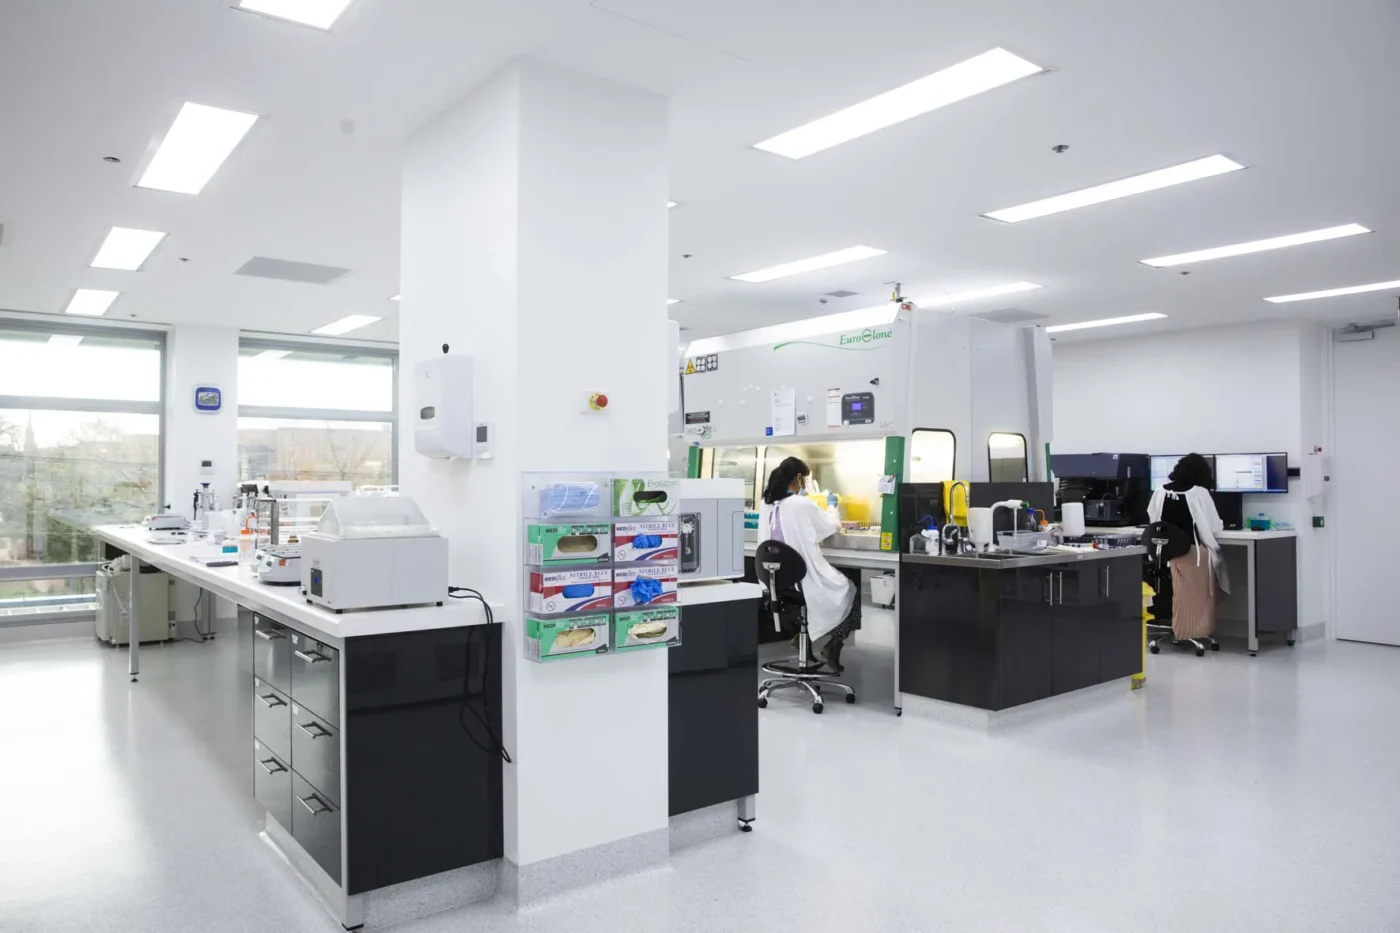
[668,299,682,305]
[237,0,356,30]
[389,294,400,301]
[137,103,259,195]
[255,350,292,360]
[48,335,84,347]
[754,48,1045,159]
[920,281,1041,307]
[1045,313,1166,333]
[1265,279,1400,304]
[91,226,167,271]
[64,289,120,317]
[730,245,886,284]
[1141,224,1370,268]
[312,314,381,336]
[983,155,1245,224]
[668,201,678,209]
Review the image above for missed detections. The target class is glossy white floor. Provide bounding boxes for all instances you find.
[2,610,1398,932]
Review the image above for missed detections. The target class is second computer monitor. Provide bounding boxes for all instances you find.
[1213,453,1288,493]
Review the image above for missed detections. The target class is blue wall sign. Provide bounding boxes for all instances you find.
[194,386,222,413]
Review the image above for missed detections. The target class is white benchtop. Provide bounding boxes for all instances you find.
[679,580,764,606]
[1087,525,1298,542]
[743,542,899,568]
[94,524,492,641]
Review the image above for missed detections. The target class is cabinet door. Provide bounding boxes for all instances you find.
[252,678,292,764]
[253,740,292,831]
[997,589,1054,709]
[291,702,341,806]
[1056,564,1104,607]
[252,615,292,695]
[289,632,340,727]
[1099,556,1145,682]
[291,772,341,885]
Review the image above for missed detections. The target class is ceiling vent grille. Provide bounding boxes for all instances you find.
[235,257,350,285]
[972,307,1048,324]
[824,290,859,298]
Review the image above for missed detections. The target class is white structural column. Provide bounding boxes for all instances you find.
[164,324,239,516]
[400,60,671,900]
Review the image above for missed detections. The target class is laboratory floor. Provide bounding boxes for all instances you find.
[2,612,1399,933]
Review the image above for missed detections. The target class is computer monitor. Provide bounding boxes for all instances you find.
[1213,453,1288,493]
[1151,454,1217,491]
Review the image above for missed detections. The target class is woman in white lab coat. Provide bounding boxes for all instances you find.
[756,457,859,671]
[1147,452,1228,640]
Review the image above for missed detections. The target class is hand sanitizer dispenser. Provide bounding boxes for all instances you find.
[415,355,474,459]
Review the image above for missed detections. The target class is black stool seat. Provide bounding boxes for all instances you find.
[754,539,855,714]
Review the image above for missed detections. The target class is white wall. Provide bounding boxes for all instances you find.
[400,59,671,868]
[1053,320,1332,633]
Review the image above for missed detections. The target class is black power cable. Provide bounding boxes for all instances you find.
[447,586,512,764]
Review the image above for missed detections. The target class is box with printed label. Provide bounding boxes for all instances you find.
[613,478,679,517]
[613,563,679,608]
[528,568,614,614]
[613,606,681,652]
[612,521,679,563]
[526,523,612,565]
[525,614,612,662]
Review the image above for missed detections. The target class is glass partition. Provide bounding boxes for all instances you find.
[760,439,887,543]
[989,432,1029,482]
[705,446,759,510]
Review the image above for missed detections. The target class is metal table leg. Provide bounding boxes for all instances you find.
[1245,540,1259,657]
[128,555,142,682]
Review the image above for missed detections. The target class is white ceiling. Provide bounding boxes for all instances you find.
[2,0,1399,344]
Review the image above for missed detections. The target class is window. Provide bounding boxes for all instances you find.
[237,341,397,486]
[909,429,956,483]
[0,323,164,622]
[988,432,1029,482]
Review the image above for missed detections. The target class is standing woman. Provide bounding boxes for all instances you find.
[756,457,860,671]
[1147,452,1228,642]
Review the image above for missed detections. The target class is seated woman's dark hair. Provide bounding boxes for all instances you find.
[1169,452,1215,490]
[762,457,810,505]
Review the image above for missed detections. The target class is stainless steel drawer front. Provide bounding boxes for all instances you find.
[252,678,292,764]
[289,633,339,727]
[290,702,341,806]
[290,772,341,885]
[252,615,292,695]
[253,741,292,831]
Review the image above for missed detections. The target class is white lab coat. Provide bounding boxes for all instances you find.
[757,495,855,641]
[1147,485,1231,594]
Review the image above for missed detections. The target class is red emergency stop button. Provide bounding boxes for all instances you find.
[589,393,609,412]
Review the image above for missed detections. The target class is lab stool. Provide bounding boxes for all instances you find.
[753,540,855,715]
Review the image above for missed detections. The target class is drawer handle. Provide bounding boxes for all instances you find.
[258,692,287,709]
[257,757,287,775]
[297,793,333,816]
[294,649,331,664]
[296,720,333,739]
[255,628,286,642]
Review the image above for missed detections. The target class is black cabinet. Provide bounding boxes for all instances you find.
[900,554,1145,712]
[289,632,339,727]
[253,614,292,695]
[291,771,342,885]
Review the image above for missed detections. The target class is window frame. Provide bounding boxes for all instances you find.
[987,431,1029,483]
[909,427,957,484]
[0,317,167,626]
[236,337,400,486]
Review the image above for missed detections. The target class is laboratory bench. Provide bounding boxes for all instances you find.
[1085,526,1299,654]
[743,541,896,643]
[93,525,502,931]
[897,547,1146,717]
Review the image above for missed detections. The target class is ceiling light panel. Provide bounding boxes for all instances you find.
[91,226,167,271]
[255,350,292,360]
[1045,313,1166,333]
[668,299,682,305]
[48,335,84,347]
[64,289,119,317]
[389,294,401,301]
[137,103,259,195]
[312,314,381,336]
[983,155,1245,224]
[755,48,1045,159]
[237,0,355,29]
[1265,279,1400,304]
[1141,224,1370,268]
[731,245,886,284]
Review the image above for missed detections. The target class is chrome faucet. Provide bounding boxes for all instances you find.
[943,481,973,555]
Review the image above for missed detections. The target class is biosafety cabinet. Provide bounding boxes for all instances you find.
[679,310,1053,552]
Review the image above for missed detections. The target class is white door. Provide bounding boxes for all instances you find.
[1334,325,1400,645]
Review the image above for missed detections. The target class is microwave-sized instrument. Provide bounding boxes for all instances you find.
[677,478,746,581]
